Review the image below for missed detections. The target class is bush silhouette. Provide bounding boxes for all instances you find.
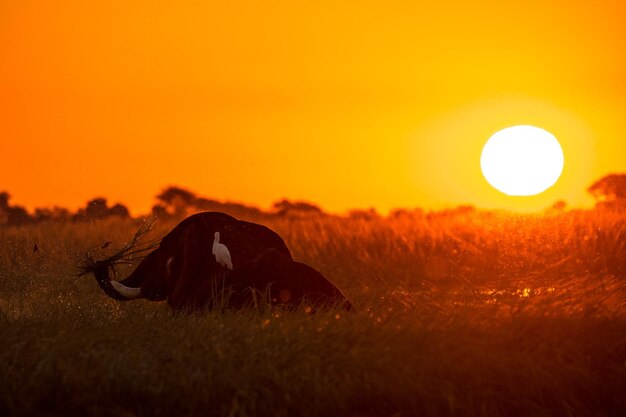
[588,174,626,210]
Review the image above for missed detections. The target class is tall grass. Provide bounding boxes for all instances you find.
[0,209,625,416]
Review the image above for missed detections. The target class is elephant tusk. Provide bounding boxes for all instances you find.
[110,281,143,299]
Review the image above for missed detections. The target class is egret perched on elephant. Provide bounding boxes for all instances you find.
[212,231,233,270]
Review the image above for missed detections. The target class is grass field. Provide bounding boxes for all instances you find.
[1,208,625,416]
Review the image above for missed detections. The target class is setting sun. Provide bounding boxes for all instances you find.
[480,125,564,196]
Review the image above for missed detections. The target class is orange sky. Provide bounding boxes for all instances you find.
[1,1,626,214]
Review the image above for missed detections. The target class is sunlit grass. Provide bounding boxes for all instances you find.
[1,209,625,416]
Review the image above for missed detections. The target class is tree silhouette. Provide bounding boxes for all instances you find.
[153,186,198,217]
[156,186,197,206]
[7,206,31,225]
[0,192,9,210]
[548,200,567,213]
[588,174,626,209]
[0,192,8,224]
[75,198,130,220]
[0,191,33,225]
[152,186,264,220]
[85,198,109,219]
[34,207,71,222]
[348,208,380,220]
[109,203,130,218]
[272,199,324,217]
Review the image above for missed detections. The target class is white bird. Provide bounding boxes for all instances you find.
[212,231,233,270]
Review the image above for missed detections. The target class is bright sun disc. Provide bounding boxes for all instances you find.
[481,125,564,196]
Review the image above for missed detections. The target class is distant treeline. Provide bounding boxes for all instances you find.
[0,186,328,226]
[1,174,626,226]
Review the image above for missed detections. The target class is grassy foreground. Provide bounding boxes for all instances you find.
[0,210,625,416]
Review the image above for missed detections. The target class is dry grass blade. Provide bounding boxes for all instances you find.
[76,217,161,277]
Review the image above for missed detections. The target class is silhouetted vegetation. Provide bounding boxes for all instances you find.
[33,207,71,222]
[73,197,130,221]
[152,186,264,221]
[0,193,130,225]
[548,199,567,212]
[0,192,32,226]
[588,173,626,210]
[272,199,325,217]
[2,173,625,228]
[347,207,381,220]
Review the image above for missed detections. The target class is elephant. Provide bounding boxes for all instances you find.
[84,212,351,311]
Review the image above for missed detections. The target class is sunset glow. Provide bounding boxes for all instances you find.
[1,1,626,213]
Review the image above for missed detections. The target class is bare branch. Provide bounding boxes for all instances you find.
[76,217,163,277]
